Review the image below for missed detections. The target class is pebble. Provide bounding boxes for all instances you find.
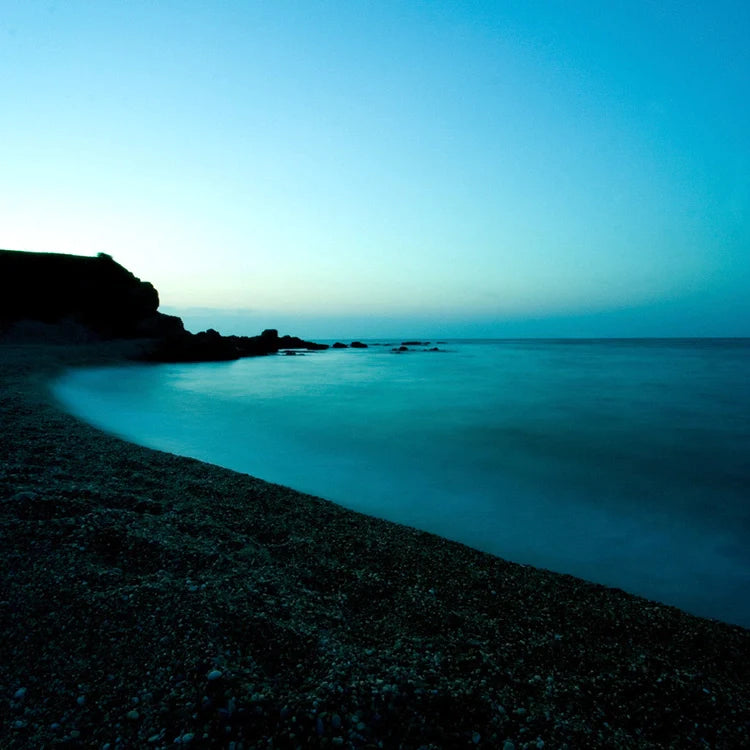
[13,687,27,700]
[11,491,38,503]
[126,709,139,720]
[77,695,86,706]
[207,669,223,681]
[503,742,516,750]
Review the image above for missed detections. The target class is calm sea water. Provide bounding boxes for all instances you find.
[53,339,750,627]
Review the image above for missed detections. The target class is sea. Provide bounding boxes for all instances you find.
[53,338,750,628]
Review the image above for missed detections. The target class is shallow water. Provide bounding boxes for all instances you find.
[53,338,750,627]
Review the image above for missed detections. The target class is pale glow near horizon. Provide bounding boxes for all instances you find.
[1,1,748,338]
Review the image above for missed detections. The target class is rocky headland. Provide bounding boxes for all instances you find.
[0,249,327,361]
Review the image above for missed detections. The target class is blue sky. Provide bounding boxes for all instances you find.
[1,1,748,338]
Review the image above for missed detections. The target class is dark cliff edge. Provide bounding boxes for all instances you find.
[0,249,327,361]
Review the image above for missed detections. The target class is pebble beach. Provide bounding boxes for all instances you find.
[1,343,749,749]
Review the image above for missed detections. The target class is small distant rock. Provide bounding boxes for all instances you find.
[332,342,348,348]
[350,341,368,348]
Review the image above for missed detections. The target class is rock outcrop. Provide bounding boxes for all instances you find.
[0,249,327,361]
[0,250,181,340]
[331,341,368,349]
[146,328,329,363]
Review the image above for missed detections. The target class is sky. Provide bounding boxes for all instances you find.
[1,1,748,338]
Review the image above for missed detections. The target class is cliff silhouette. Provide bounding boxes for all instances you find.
[0,249,327,361]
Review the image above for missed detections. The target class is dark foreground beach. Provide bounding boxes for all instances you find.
[1,344,749,749]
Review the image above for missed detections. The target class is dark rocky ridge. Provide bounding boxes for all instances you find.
[144,327,329,363]
[0,249,327,361]
[0,249,181,340]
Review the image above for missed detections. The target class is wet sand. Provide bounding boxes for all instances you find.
[1,342,749,748]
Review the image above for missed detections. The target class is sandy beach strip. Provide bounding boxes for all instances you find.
[1,342,749,749]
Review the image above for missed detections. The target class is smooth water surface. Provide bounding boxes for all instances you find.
[53,339,750,626]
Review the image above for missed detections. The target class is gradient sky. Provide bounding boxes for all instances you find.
[1,1,748,338]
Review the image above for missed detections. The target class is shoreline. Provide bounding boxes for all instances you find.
[53,338,750,629]
[2,343,750,748]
